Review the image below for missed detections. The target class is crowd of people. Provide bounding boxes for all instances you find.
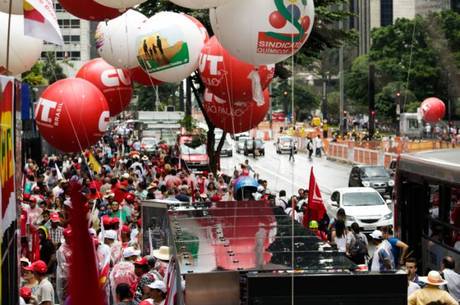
[16,124,460,305]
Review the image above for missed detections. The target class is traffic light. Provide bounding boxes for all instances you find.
[396,92,401,97]
[283,91,288,97]
[371,110,376,117]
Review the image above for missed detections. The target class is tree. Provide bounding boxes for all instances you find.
[374,81,417,121]
[22,62,47,86]
[272,79,320,122]
[134,82,182,111]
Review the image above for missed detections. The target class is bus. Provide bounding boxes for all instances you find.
[395,149,460,273]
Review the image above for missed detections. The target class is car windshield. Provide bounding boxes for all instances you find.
[280,138,292,144]
[181,144,207,155]
[362,167,389,178]
[238,137,249,144]
[342,192,385,206]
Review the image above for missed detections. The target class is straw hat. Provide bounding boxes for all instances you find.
[152,246,170,261]
[419,271,448,286]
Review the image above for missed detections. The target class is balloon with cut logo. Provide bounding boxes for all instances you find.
[136,12,204,83]
[94,0,146,10]
[0,0,22,15]
[420,97,446,123]
[129,67,163,86]
[210,0,315,65]
[59,0,121,21]
[96,9,147,69]
[0,12,43,76]
[76,58,133,116]
[199,36,274,102]
[34,78,110,152]
[169,0,230,9]
[203,88,269,134]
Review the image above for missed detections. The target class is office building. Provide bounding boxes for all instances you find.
[40,1,93,77]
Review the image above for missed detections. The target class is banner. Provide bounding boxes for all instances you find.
[0,76,16,238]
[24,0,63,45]
[0,76,17,305]
[87,151,102,174]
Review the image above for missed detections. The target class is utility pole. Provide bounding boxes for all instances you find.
[185,77,192,130]
[322,78,328,121]
[179,79,185,112]
[395,91,401,136]
[339,3,345,135]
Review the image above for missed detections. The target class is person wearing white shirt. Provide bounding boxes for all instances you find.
[441,256,460,302]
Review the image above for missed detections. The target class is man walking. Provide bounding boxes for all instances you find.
[288,140,295,162]
[408,271,458,305]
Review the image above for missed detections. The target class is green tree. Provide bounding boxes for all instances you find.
[134,82,182,111]
[22,62,47,86]
[42,53,67,84]
[375,81,417,120]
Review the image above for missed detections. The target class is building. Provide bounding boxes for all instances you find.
[350,0,453,54]
[40,1,93,77]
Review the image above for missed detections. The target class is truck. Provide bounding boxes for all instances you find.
[137,111,184,145]
[177,134,209,173]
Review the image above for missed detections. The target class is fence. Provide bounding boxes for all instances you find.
[328,143,400,168]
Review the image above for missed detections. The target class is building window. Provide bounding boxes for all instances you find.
[55,2,64,12]
[380,0,393,27]
[63,35,80,44]
[58,19,80,29]
[70,51,80,60]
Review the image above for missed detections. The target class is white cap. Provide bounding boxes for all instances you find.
[104,230,117,240]
[122,173,130,179]
[123,246,141,258]
[147,280,166,293]
[64,199,72,208]
[370,230,383,240]
[88,228,97,237]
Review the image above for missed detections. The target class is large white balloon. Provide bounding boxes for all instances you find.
[210,0,315,66]
[0,0,22,15]
[136,12,204,83]
[169,0,230,9]
[96,9,147,69]
[0,13,43,76]
[94,0,146,10]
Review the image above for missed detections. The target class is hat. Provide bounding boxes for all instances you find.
[63,199,72,208]
[122,173,130,179]
[88,228,97,237]
[147,280,167,293]
[309,220,319,229]
[20,287,32,299]
[23,194,31,201]
[29,197,37,204]
[370,230,383,240]
[104,230,117,240]
[102,215,112,226]
[125,193,135,203]
[420,271,448,286]
[152,246,170,261]
[123,246,141,258]
[121,225,131,233]
[20,257,31,266]
[38,226,49,239]
[24,260,47,274]
[63,228,72,239]
[142,155,149,161]
[103,191,115,199]
[111,217,120,225]
[134,257,148,266]
[50,213,60,223]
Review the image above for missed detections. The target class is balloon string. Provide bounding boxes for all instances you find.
[5,0,13,75]
[290,4,295,305]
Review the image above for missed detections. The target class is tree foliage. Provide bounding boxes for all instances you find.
[134,82,182,111]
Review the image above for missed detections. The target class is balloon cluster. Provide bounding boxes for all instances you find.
[27,0,316,151]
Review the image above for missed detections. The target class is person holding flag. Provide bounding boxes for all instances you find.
[303,167,328,231]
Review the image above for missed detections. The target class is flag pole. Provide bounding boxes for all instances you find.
[5,0,13,75]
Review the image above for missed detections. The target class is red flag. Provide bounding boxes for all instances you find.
[164,257,178,305]
[69,182,105,305]
[303,167,326,228]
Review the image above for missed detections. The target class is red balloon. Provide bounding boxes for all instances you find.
[199,36,275,102]
[129,66,163,87]
[301,16,311,31]
[58,0,121,21]
[421,97,446,123]
[269,11,287,29]
[203,88,269,134]
[34,78,110,152]
[76,58,133,116]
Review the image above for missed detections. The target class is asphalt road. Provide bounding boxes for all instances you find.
[220,140,352,199]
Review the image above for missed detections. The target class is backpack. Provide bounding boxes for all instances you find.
[349,233,368,258]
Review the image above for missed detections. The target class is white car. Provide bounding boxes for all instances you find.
[326,187,393,232]
[141,137,158,153]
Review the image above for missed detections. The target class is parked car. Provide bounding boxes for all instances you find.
[348,165,394,196]
[178,135,209,172]
[216,140,233,157]
[243,139,265,156]
[276,136,297,154]
[140,137,158,153]
[326,187,393,232]
[236,136,249,154]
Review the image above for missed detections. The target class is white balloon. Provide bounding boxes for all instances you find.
[94,0,146,10]
[136,12,205,83]
[169,0,230,9]
[96,9,147,69]
[210,0,315,66]
[0,13,43,76]
[0,0,22,15]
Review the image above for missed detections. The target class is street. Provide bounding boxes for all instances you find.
[220,140,352,198]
